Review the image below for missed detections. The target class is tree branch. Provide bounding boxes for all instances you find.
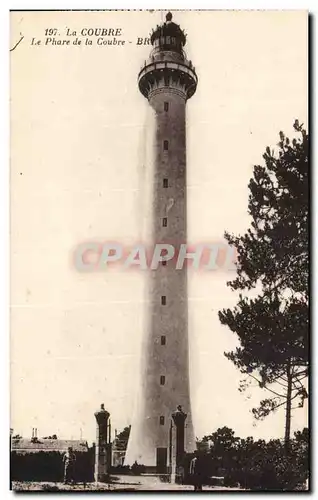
[247,373,285,398]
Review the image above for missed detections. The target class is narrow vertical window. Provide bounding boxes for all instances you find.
[162,217,167,227]
[164,102,169,112]
[161,335,166,345]
[160,416,165,425]
[161,296,166,305]
[163,140,169,151]
[160,375,166,385]
[162,260,167,267]
[163,178,168,188]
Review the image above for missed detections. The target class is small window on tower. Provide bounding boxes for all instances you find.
[160,416,165,425]
[164,102,169,112]
[161,335,166,345]
[161,296,166,305]
[160,375,166,385]
[162,260,167,267]
[162,217,167,227]
[163,140,169,151]
[163,178,168,188]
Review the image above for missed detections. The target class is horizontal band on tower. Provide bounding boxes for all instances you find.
[138,60,198,100]
[148,87,187,101]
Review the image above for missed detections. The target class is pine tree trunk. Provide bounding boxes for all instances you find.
[284,361,292,452]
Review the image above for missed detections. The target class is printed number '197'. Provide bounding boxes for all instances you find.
[45,29,58,36]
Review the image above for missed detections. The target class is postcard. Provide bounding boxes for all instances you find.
[10,9,308,491]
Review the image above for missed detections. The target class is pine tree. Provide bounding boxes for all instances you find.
[113,426,131,451]
[218,121,309,449]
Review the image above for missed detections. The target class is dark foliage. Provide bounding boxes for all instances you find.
[130,462,146,475]
[113,425,131,451]
[11,447,95,483]
[195,426,309,491]
[218,121,309,444]
[109,464,131,475]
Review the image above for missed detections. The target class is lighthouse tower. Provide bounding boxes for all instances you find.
[125,12,198,469]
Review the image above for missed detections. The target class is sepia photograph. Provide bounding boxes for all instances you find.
[9,9,309,491]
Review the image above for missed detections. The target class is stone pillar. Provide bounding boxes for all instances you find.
[172,405,187,483]
[94,404,110,482]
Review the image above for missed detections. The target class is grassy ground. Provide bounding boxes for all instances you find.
[12,475,243,491]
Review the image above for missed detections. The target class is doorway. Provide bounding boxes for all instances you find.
[156,447,167,474]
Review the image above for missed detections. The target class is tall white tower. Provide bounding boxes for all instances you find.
[125,12,198,469]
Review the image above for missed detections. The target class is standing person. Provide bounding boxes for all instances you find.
[190,451,203,491]
[63,446,76,485]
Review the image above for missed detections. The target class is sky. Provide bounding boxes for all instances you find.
[10,10,308,444]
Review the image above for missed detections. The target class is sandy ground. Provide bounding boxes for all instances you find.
[12,475,243,491]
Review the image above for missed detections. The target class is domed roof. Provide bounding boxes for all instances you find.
[150,12,186,46]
